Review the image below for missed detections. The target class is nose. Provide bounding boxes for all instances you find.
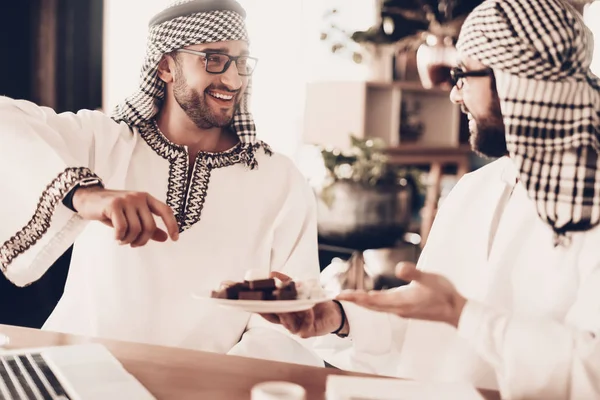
[220,61,243,91]
[449,85,463,104]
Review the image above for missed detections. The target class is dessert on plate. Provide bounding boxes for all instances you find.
[211,269,298,301]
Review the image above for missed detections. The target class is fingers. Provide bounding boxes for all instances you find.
[109,207,128,241]
[121,206,142,245]
[395,262,421,281]
[278,313,302,334]
[151,229,169,242]
[269,271,292,282]
[147,195,179,241]
[258,313,281,325]
[281,310,315,337]
[105,193,179,247]
[260,311,311,336]
[131,207,159,247]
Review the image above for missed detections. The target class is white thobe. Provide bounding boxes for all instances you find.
[318,156,600,399]
[0,97,322,366]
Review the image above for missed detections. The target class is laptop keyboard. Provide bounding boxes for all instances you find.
[0,353,70,400]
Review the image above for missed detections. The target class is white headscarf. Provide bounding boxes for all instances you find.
[457,0,600,245]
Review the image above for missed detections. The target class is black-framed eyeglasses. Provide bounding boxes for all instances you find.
[176,49,258,76]
[450,67,494,89]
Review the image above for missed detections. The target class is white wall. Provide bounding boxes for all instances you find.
[102,0,166,115]
[585,1,600,76]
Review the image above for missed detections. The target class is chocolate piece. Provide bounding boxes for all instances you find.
[210,289,228,299]
[246,278,276,291]
[279,281,296,292]
[211,282,251,300]
[239,291,267,300]
[213,277,299,301]
[274,281,297,300]
[272,289,296,300]
[263,291,276,301]
[225,282,250,299]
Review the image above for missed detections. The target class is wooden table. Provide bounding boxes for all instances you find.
[0,324,500,400]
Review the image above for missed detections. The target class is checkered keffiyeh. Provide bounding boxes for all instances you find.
[112,0,257,146]
[457,0,600,244]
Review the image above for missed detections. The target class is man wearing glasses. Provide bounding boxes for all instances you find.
[0,0,322,366]
[268,0,600,397]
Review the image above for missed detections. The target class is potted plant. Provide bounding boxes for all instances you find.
[314,135,423,248]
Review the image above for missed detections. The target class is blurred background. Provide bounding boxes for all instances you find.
[1,0,599,327]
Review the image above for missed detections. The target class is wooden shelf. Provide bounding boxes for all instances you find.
[384,144,472,248]
[385,145,471,166]
[367,80,451,95]
[303,81,459,149]
[386,144,471,154]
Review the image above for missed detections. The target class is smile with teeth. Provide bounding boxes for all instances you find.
[207,91,234,101]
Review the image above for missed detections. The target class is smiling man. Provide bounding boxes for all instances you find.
[0,0,322,366]
[265,0,600,397]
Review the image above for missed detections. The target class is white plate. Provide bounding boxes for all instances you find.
[191,294,334,313]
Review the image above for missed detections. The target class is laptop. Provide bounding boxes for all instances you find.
[0,343,155,400]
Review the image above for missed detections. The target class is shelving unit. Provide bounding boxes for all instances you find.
[303,80,463,149]
[385,145,472,246]
[303,80,472,247]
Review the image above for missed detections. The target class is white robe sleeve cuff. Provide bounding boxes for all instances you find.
[1,167,97,286]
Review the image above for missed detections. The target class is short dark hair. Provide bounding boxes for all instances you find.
[166,50,182,65]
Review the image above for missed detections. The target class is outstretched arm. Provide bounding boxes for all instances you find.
[338,260,600,399]
[0,97,128,286]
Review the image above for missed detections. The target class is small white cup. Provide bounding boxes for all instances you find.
[251,381,306,400]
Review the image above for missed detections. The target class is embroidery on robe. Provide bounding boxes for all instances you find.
[0,167,99,273]
[137,121,188,222]
[137,121,272,232]
[182,159,212,230]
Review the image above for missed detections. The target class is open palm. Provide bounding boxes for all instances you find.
[336,262,467,327]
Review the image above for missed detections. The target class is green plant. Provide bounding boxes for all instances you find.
[318,135,423,206]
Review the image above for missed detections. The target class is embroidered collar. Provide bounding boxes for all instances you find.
[135,119,272,232]
[137,120,270,169]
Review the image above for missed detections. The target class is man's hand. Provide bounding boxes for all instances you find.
[72,186,179,247]
[336,262,467,328]
[260,300,345,338]
[258,272,346,338]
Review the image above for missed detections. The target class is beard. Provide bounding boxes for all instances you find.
[463,101,508,159]
[172,66,240,129]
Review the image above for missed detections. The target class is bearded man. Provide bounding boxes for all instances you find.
[0,0,322,367]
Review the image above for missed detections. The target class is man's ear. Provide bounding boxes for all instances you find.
[157,54,176,83]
